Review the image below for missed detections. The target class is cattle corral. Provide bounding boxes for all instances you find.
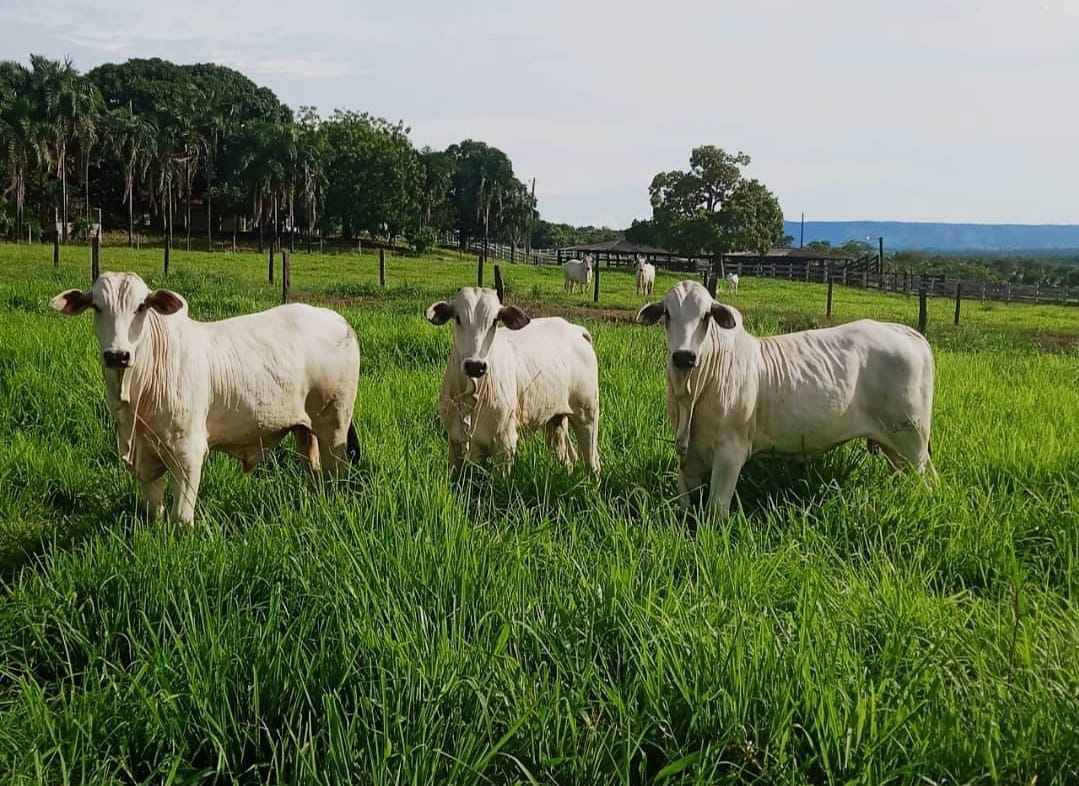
[1,243,1078,784]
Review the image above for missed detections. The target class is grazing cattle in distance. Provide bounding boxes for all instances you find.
[636,280,935,518]
[51,272,361,525]
[726,272,739,294]
[635,255,656,296]
[563,255,593,293]
[426,287,600,476]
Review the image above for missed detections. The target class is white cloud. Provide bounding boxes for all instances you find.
[253,53,353,79]
[2,0,1077,225]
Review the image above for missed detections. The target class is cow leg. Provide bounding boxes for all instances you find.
[168,443,207,526]
[135,452,167,520]
[545,415,577,468]
[448,439,467,470]
[140,475,166,521]
[705,444,748,520]
[293,425,321,479]
[569,409,601,479]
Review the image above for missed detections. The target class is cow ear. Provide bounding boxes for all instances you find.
[50,289,93,316]
[635,301,664,325]
[498,305,530,330]
[711,303,737,329]
[145,289,184,315]
[425,301,454,325]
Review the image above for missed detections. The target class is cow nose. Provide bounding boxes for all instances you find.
[671,350,697,370]
[463,359,488,378]
[103,350,131,368]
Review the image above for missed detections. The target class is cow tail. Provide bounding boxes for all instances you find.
[347,423,362,463]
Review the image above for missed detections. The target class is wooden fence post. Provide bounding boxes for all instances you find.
[918,280,928,336]
[91,230,100,282]
[592,259,600,303]
[281,250,290,303]
[953,282,961,326]
[826,267,834,318]
[379,248,386,287]
[706,272,717,298]
[164,232,170,276]
[477,253,484,288]
[268,242,275,284]
[494,265,505,302]
[53,232,60,269]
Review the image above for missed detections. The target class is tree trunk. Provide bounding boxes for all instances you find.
[206,169,213,253]
[61,149,68,243]
[185,163,192,251]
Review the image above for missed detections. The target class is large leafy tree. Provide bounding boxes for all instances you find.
[649,145,784,257]
[444,140,517,248]
[321,110,420,241]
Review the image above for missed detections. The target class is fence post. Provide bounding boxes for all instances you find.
[494,264,505,302]
[953,282,961,326]
[706,272,717,298]
[826,267,834,318]
[53,232,60,269]
[281,250,290,303]
[918,280,928,336]
[477,253,484,288]
[593,259,601,303]
[862,270,868,289]
[91,230,100,282]
[268,242,275,284]
[1034,283,1040,304]
[1006,282,1012,304]
[379,248,386,287]
[164,232,170,276]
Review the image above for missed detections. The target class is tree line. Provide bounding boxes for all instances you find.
[0,55,538,254]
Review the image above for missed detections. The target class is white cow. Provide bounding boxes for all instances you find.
[726,272,739,293]
[51,272,361,525]
[426,287,600,476]
[636,280,935,518]
[635,255,656,296]
[563,255,593,293]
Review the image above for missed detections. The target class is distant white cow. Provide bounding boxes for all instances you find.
[51,272,361,525]
[636,280,935,518]
[426,287,600,476]
[635,255,656,296]
[726,272,739,293]
[563,255,593,293]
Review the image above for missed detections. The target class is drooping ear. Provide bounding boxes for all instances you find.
[635,301,665,325]
[710,303,737,329]
[144,289,184,315]
[425,301,455,325]
[498,304,530,330]
[50,289,93,316]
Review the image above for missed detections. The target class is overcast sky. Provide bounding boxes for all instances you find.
[3,0,1077,227]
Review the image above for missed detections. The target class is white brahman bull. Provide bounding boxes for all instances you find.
[51,272,361,525]
[635,255,656,296]
[426,287,600,476]
[726,272,739,293]
[636,280,935,518]
[563,256,593,293]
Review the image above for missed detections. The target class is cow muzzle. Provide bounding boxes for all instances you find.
[671,350,698,370]
[103,350,132,369]
[463,359,488,378]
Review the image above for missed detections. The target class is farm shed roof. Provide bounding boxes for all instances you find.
[560,238,680,257]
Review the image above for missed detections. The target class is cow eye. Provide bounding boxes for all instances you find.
[454,315,461,325]
[136,302,149,313]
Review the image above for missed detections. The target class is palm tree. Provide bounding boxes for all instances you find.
[29,55,98,242]
[0,60,37,242]
[109,105,156,245]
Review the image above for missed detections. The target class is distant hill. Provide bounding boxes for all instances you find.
[785,221,1079,253]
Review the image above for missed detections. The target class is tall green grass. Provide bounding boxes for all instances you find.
[0,243,1077,784]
